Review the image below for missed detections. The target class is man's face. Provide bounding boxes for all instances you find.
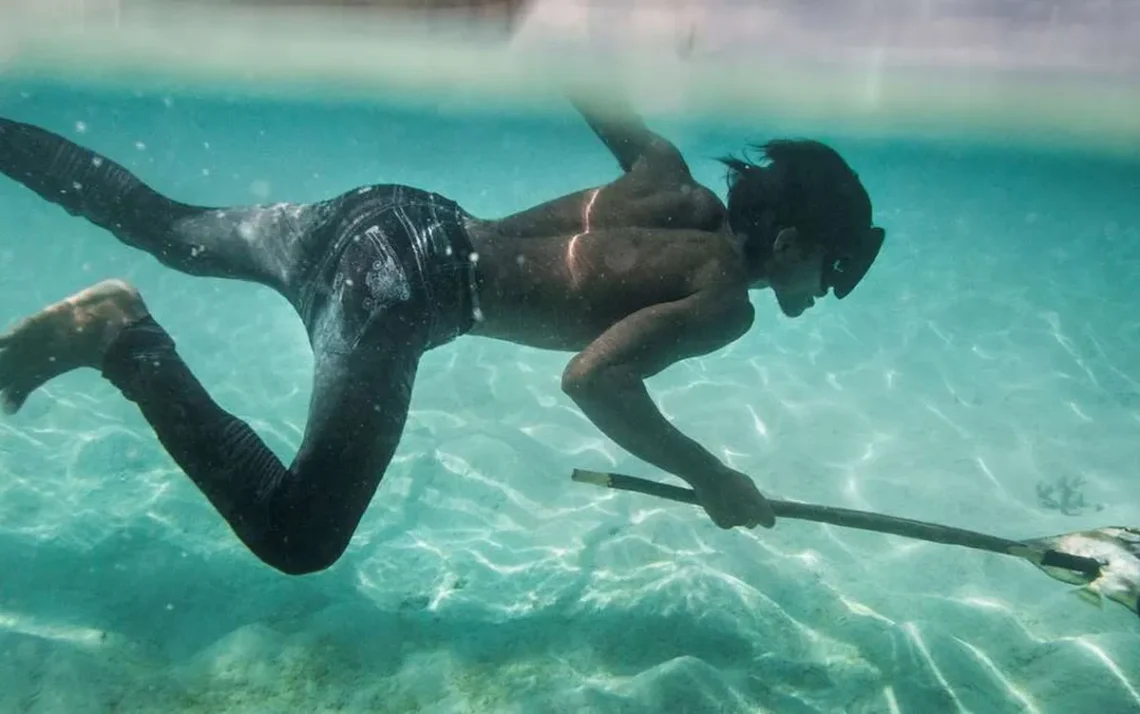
[764,228,828,318]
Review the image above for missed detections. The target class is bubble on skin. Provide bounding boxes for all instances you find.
[91,157,103,168]
[516,254,526,266]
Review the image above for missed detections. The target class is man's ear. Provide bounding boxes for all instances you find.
[772,226,799,254]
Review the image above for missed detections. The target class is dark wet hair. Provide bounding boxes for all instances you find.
[719,139,873,268]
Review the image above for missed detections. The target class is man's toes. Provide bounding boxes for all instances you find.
[0,366,43,414]
[1,387,28,415]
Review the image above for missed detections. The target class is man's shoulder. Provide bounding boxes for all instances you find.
[614,162,727,232]
[679,182,727,232]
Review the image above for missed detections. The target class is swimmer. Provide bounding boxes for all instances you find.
[0,98,884,574]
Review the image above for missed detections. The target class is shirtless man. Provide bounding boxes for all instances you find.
[0,98,884,574]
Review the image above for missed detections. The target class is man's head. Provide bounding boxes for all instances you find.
[719,140,885,318]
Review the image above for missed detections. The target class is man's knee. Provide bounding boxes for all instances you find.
[255,529,352,576]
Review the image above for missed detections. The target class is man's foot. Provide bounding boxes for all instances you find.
[0,279,149,414]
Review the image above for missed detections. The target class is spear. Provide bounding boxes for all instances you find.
[571,469,1140,619]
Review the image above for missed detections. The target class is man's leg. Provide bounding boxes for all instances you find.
[0,117,312,295]
[0,279,426,574]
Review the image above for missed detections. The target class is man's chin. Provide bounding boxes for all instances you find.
[778,299,814,318]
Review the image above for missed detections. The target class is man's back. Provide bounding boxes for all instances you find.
[468,225,741,351]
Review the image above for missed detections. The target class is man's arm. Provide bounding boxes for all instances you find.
[569,95,692,180]
[561,286,775,528]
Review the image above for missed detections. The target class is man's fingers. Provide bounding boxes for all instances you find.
[757,498,776,529]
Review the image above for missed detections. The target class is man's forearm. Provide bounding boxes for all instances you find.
[566,371,723,485]
[568,96,670,174]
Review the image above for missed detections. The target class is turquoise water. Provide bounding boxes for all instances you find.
[1,76,1139,713]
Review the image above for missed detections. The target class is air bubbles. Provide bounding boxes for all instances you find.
[74,121,88,134]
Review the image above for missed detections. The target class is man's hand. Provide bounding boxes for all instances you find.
[691,467,776,529]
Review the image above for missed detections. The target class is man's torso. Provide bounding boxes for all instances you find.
[465,169,745,351]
